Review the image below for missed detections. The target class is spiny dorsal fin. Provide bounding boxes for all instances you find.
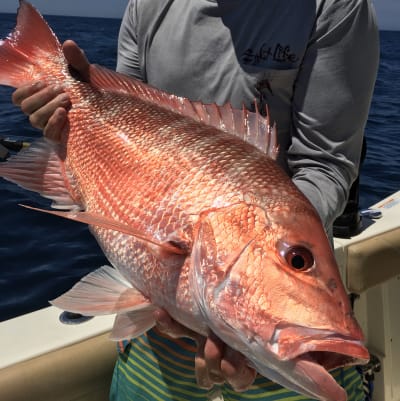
[89,64,279,160]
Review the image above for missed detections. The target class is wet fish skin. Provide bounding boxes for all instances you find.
[0,2,369,401]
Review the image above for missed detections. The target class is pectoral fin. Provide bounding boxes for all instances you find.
[51,265,153,315]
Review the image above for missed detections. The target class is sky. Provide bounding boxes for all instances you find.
[0,0,398,30]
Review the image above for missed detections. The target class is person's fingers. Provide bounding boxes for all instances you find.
[203,333,225,384]
[18,84,64,115]
[27,91,71,130]
[62,40,90,82]
[194,337,214,389]
[153,309,217,388]
[43,107,69,142]
[153,309,255,390]
[153,309,200,341]
[12,82,46,106]
[221,347,257,392]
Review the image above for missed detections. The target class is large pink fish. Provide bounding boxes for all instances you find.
[0,2,369,400]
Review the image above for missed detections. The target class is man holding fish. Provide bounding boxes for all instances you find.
[8,0,379,400]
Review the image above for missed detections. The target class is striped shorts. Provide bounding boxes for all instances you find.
[109,328,365,401]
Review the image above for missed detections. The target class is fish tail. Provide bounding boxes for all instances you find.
[0,1,65,88]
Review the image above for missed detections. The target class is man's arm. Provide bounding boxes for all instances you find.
[289,0,379,229]
[116,0,143,79]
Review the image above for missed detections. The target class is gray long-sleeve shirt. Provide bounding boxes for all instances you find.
[116,0,379,229]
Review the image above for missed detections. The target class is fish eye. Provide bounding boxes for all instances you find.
[284,246,314,271]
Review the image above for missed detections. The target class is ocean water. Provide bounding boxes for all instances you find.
[0,13,399,321]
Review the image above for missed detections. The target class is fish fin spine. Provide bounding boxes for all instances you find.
[89,65,278,159]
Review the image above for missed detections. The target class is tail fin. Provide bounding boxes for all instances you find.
[0,0,64,88]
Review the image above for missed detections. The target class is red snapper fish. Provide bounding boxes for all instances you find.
[0,2,369,400]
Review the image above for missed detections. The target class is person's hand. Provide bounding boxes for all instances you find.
[154,309,257,391]
[11,40,90,142]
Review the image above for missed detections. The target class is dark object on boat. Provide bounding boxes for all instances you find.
[333,178,363,238]
[0,137,30,161]
[59,311,94,325]
[358,353,381,401]
[0,143,9,161]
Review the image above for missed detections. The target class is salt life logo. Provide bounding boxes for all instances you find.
[242,43,299,66]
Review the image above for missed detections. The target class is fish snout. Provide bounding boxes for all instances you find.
[344,309,364,336]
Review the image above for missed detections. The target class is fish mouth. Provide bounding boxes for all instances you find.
[269,325,370,371]
[296,338,369,371]
[287,342,369,401]
[250,325,369,401]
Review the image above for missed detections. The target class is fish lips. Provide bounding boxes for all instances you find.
[268,325,370,370]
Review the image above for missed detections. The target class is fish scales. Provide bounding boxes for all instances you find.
[66,85,296,241]
[0,3,370,401]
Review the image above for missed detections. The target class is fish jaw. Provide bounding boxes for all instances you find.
[248,330,368,401]
[267,324,369,367]
[206,315,368,401]
[211,323,368,401]
[250,351,349,401]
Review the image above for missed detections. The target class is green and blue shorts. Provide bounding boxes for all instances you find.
[110,328,365,401]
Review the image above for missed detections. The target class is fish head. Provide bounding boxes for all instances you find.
[192,201,368,400]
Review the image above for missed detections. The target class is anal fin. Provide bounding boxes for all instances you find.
[110,309,156,341]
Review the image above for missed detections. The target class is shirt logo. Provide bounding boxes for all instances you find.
[242,43,299,66]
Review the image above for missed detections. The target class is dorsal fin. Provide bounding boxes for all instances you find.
[89,64,279,160]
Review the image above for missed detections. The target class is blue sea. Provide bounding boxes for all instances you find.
[0,13,399,322]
